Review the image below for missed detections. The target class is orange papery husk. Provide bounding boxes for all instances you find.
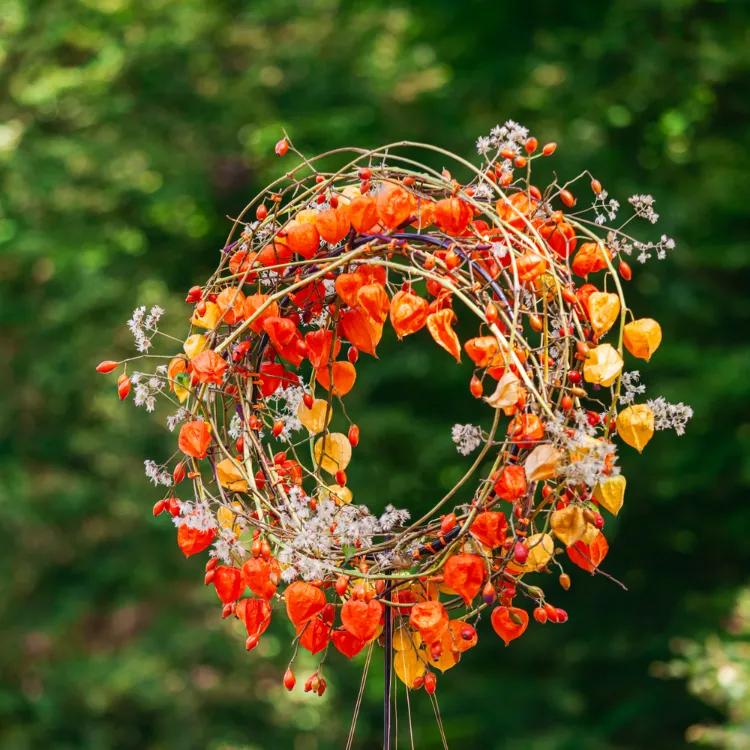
[236,598,272,637]
[409,600,449,644]
[178,420,212,459]
[491,606,528,645]
[492,464,527,502]
[567,533,609,573]
[470,511,508,549]
[426,309,461,362]
[285,581,327,626]
[190,350,228,385]
[177,524,216,557]
[443,554,486,605]
[315,361,357,396]
[390,290,429,338]
[242,557,281,600]
[341,598,383,642]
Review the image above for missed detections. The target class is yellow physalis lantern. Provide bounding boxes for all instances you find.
[319,483,353,505]
[623,318,662,361]
[594,475,626,515]
[394,643,426,686]
[550,505,587,546]
[190,301,221,330]
[167,357,190,403]
[583,343,624,386]
[524,444,561,482]
[580,524,600,545]
[428,633,459,672]
[508,533,554,573]
[393,626,422,652]
[313,433,352,474]
[533,272,557,302]
[216,458,248,493]
[297,398,333,433]
[588,292,621,338]
[183,334,208,360]
[616,404,655,452]
[217,502,244,534]
[484,370,522,409]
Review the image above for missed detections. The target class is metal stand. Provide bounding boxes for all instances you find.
[383,588,393,750]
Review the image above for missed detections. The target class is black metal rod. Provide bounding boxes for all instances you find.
[383,586,393,750]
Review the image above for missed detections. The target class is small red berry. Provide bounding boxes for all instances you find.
[275,139,289,156]
[96,360,118,374]
[348,425,359,447]
[424,671,437,695]
[560,189,576,207]
[440,513,457,536]
[513,542,528,564]
[283,669,296,691]
[482,581,496,606]
[117,374,131,400]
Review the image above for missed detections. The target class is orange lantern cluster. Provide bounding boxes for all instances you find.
[100,128,688,700]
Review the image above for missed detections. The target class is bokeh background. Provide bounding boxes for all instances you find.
[2,1,750,748]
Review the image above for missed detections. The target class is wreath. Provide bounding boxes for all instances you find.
[99,123,691,704]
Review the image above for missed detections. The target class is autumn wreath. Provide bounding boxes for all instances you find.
[100,123,691,700]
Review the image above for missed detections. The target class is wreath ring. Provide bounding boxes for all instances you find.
[102,128,683,700]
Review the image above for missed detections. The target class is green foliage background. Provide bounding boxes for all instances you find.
[1,0,749,748]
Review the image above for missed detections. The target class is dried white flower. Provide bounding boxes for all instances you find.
[452,424,483,455]
[648,397,694,436]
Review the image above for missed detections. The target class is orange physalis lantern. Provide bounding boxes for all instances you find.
[215,286,246,325]
[572,241,611,277]
[341,598,383,642]
[190,349,227,385]
[389,290,429,338]
[567,533,609,573]
[426,309,461,362]
[470,512,508,549]
[491,606,528,645]
[442,554,485,605]
[177,525,216,557]
[213,566,245,603]
[315,361,356,396]
[348,195,379,233]
[623,318,662,361]
[242,557,281,600]
[178,420,212,459]
[410,600,449,644]
[332,628,367,659]
[357,283,390,325]
[493,464,527,501]
[315,205,351,244]
[244,294,279,334]
[236,598,272,637]
[376,183,412,229]
[285,582,327,626]
[435,197,472,236]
